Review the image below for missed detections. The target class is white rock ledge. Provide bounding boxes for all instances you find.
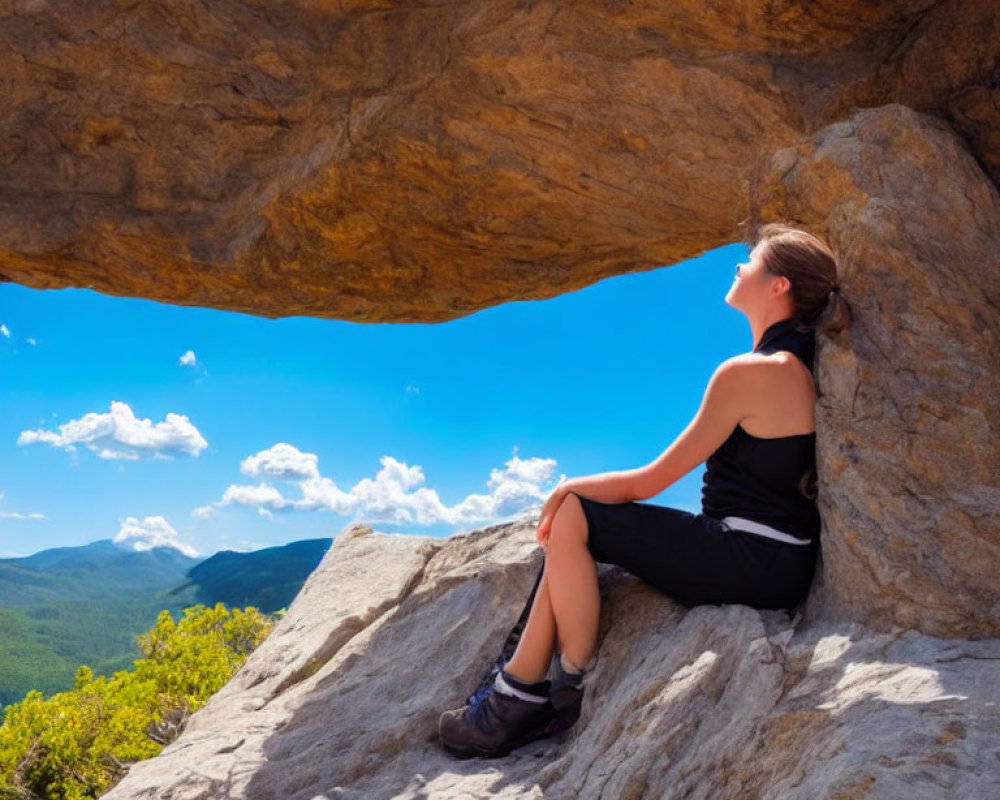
[101,519,1000,800]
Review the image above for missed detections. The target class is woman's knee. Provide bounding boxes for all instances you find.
[549,492,589,548]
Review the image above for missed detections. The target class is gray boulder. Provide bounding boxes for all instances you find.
[101,520,1000,800]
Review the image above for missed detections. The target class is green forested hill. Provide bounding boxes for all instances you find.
[0,593,187,708]
[174,538,333,613]
[0,537,332,714]
[0,539,200,606]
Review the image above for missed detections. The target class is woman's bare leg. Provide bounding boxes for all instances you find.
[505,493,600,682]
[503,571,557,683]
[546,493,601,670]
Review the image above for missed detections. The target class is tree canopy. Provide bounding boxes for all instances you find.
[0,602,275,800]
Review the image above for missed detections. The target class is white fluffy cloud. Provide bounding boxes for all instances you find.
[179,350,207,381]
[240,443,320,480]
[201,445,563,529]
[1,324,10,338]
[115,515,199,557]
[220,482,294,510]
[17,401,208,460]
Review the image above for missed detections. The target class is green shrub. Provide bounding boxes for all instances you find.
[0,603,273,799]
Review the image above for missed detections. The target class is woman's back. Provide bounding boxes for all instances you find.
[737,350,816,438]
[701,319,822,541]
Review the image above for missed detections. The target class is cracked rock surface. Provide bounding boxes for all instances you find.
[2,1,998,322]
[760,103,1000,638]
[101,521,1000,800]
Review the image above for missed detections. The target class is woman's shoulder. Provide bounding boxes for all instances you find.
[715,351,800,383]
[712,352,814,405]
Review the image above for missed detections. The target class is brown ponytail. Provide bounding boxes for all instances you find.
[798,464,818,500]
[812,285,853,337]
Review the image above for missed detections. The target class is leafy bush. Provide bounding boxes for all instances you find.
[0,603,273,799]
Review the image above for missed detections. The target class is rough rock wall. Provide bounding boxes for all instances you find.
[758,103,1000,637]
[1,1,997,322]
[101,523,1000,800]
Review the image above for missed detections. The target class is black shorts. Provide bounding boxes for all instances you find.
[569,491,818,611]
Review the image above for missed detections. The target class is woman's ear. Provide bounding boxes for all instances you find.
[771,275,792,297]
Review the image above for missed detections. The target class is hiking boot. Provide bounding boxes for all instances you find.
[546,657,585,732]
[439,675,555,758]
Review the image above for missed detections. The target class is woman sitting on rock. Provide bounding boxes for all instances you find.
[439,223,852,758]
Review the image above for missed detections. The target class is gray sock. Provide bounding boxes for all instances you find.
[555,653,585,687]
[560,653,584,674]
[495,669,549,704]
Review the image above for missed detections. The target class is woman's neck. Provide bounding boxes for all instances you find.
[749,311,795,352]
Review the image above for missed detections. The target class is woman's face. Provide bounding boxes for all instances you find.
[725,243,779,312]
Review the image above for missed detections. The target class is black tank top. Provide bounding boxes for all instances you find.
[700,318,822,541]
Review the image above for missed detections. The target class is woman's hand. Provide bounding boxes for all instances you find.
[536,485,571,551]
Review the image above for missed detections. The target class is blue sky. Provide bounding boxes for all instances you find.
[0,243,750,560]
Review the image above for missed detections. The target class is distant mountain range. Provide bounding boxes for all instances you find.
[0,537,332,714]
[0,539,201,607]
[170,538,335,613]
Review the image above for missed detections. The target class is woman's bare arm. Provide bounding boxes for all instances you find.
[534,356,758,546]
[555,356,755,505]
[630,356,755,501]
